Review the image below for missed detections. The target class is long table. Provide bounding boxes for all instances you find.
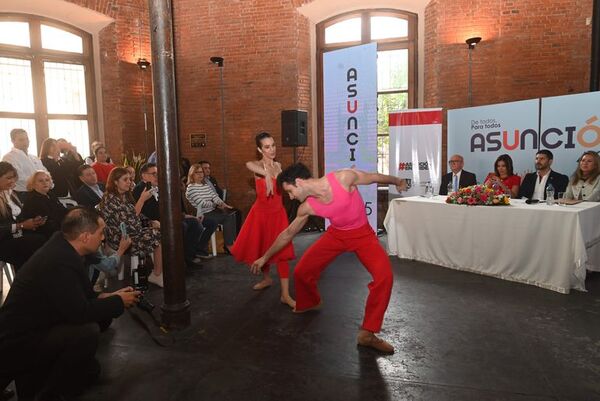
[383,196,600,294]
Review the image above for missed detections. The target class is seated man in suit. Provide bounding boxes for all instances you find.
[74,164,105,208]
[518,149,569,200]
[439,154,477,195]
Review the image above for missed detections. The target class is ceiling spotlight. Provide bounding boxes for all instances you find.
[466,37,482,49]
[210,56,224,67]
[136,58,150,70]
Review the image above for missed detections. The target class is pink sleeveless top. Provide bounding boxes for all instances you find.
[307,172,368,230]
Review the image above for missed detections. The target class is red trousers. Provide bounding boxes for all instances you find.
[263,262,290,279]
[294,224,393,333]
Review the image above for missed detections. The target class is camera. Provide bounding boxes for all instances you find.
[137,292,155,313]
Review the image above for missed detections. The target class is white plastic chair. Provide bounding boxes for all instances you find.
[0,261,16,295]
[58,197,78,208]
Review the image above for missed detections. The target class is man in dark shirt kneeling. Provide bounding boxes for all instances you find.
[0,207,139,401]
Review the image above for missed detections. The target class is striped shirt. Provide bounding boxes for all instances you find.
[186,183,224,216]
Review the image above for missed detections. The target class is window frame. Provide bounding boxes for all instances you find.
[316,9,418,175]
[0,13,97,152]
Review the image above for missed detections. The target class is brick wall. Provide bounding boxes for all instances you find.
[424,0,593,168]
[172,0,312,213]
[66,0,153,164]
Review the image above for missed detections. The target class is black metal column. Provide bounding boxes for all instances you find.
[148,0,190,328]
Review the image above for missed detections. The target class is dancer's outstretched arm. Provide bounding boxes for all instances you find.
[250,202,311,274]
[340,169,407,192]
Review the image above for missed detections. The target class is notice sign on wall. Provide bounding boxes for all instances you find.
[323,43,377,229]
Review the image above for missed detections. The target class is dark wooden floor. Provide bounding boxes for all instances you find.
[3,233,600,401]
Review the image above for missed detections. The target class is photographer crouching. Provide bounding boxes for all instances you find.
[0,207,140,401]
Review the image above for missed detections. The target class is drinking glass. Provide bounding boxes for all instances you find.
[557,192,565,206]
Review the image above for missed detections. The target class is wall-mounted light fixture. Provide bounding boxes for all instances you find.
[465,37,482,106]
[137,58,151,153]
[466,37,481,50]
[137,57,151,70]
[210,56,227,189]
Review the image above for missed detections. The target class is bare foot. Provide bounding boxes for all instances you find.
[252,278,273,290]
[280,295,296,309]
[293,301,322,313]
[356,329,394,354]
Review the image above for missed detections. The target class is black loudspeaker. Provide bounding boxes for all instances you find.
[281,110,308,147]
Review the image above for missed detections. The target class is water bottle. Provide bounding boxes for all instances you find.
[425,181,433,198]
[546,183,555,205]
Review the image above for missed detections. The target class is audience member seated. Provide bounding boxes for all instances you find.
[0,162,46,271]
[125,165,137,189]
[20,171,68,239]
[186,163,238,250]
[199,160,224,199]
[200,160,243,231]
[1,128,47,202]
[518,149,569,200]
[39,138,74,197]
[98,167,164,287]
[133,163,214,266]
[564,151,600,202]
[74,165,105,208]
[484,154,521,197]
[85,140,111,165]
[91,146,116,185]
[0,207,139,401]
[57,138,85,193]
[439,154,477,195]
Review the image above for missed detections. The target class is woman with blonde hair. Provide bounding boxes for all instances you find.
[0,162,46,269]
[98,167,164,287]
[20,170,67,239]
[564,151,600,202]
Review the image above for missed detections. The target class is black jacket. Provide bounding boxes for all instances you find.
[42,157,72,197]
[19,190,68,238]
[74,183,105,208]
[439,170,477,195]
[207,176,224,200]
[0,232,124,354]
[132,181,160,220]
[518,170,569,199]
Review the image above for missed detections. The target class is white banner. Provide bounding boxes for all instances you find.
[388,109,442,196]
[540,92,600,177]
[323,43,378,229]
[447,99,540,183]
[448,92,600,185]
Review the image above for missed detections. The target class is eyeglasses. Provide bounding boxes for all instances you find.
[449,160,462,164]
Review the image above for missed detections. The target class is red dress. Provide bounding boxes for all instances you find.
[230,177,295,264]
[485,173,521,191]
[92,162,116,184]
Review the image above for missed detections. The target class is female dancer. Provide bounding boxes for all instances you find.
[230,132,296,308]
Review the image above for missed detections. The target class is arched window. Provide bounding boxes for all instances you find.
[317,9,417,174]
[0,14,96,156]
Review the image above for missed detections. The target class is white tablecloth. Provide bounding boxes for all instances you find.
[384,196,600,294]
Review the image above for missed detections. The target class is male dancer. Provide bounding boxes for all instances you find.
[251,163,407,353]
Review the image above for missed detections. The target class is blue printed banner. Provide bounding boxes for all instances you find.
[448,99,540,183]
[323,43,377,229]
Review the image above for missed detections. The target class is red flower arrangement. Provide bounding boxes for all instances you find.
[446,184,511,206]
